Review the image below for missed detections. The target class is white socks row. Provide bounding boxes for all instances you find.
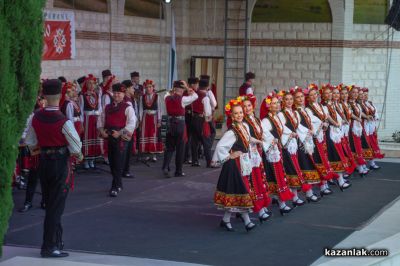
[278,200,291,210]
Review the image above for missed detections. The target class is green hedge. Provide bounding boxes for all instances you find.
[0,0,45,255]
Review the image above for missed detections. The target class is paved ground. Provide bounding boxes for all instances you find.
[4,157,400,266]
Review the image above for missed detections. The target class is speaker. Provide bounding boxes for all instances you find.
[385,0,400,30]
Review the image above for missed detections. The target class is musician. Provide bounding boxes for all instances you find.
[25,79,83,258]
[190,79,213,167]
[239,72,255,96]
[98,83,137,197]
[162,80,198,178]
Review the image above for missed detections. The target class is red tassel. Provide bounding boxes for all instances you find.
[203,121,211,138]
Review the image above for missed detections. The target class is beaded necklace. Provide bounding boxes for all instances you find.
[325,102,338,123]
[84,91,98,109]
[349,100,361,117]
[308,102,327,121]
[244,114,262,140]
[144,93,157,108]
[297,107,313,130]
[232,122,250,149]
[268,112,283,137]
[340,101,352,120]
[283,108,299,130]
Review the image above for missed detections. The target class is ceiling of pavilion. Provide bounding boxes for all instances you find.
[53,0,163,19]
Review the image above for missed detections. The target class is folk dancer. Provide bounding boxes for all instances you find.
[25,79,83,258]
[162,80,198,177]
[98,83,137,197]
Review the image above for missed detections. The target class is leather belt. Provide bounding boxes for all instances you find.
[41,146,68,155]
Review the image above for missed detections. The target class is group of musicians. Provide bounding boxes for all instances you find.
[16,69,384,256]
[213,79,384,232]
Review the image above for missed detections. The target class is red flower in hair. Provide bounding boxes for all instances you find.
[143,79,155,87]
[82,74,97,94]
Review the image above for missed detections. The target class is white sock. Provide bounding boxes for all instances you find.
[258,209,266,218]
[338,174,345,186]
[324,182,330,190]
[306,189,314,197]
[263,207,270,213]
[278,200,287,209]
[222,211,231,223]
[291,189,299,201]
[241,212,252,225]
[369,160,376,167]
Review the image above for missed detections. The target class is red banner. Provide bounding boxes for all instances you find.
[42,10,75,60]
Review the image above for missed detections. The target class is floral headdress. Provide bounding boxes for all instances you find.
[143,79,155,88]
[82,74,97,94]
[260,92,278,120]
[237,94,257,108]
[289,86,305,96]
[225,97,243,117]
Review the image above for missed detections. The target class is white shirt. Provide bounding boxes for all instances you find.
[207,90,217,110]
[97,102,138,134]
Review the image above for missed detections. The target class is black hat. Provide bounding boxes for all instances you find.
[173,80,185,89]
[200,75,210,81]
[112,83,126,93]
[77,76,86,85]
[122,80,133,88]
[199,79,209,88]
[58,76,67,83]
[42,79,62,95]
[130,71,140,78]
[188,77,199,85]
[245,72,255,81]
[102,69,112,78]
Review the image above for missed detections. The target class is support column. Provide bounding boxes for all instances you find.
[108,0,125,78]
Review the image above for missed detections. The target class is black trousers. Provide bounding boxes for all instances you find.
[108,137,129,190]
[123,138,133,174]
[39,151,70,252]
[191,116,212,165]
[24,168,43,204]
[209,120,216,144]
[184,113,192,161]
[162,118,185,174]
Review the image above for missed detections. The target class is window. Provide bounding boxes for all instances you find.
[53,0,108,13]
[252,0,332,23]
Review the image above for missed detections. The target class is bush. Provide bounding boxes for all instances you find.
[392,131,400,143]
[0,0,45,255]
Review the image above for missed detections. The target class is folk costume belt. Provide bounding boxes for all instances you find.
[168,116,185,121]
[73,117,81,122]
[41,146,68,155]
[192,113,204,118]
[84,110,100,116]
[143,110,157,115]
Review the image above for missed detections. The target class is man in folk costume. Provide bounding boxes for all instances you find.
[361,87,384,168]
[98,83,137,197]
[99,69,115,165]
[131,71,143,156]
[162,80,198,178]
[200,75,218,143]
[239,72,256,96]
[25,79,83,258]
[190,79,213,167]
[348,86,370,176]
[79,74,102,169]
[319,85,353,191]
[305,84,339,196]
[121,79,137,178]
[183,77,199,164]
[138,79,163,161]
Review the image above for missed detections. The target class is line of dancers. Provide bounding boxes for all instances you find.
[212,83,384,232]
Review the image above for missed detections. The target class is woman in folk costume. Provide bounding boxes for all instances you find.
[211,99,258,232]
[318,85,353,190]
[347,86,370,176]
[60,82,83,138]
[275,90,313,206]
[281,88,321,203]
[357,89,375,162]
[332,85,357,178]
[240,95,272,222]
[360,88,384,168]
[139,80,163,161]
[79,74,102,169]
[305,85,338,196]
[260,93,294,215]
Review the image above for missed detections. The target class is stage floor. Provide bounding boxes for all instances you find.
[5,158,400,266]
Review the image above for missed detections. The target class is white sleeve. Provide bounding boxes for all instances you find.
[260,118,281,162]
[296,111,309,143]
[157,95,162,121]
[212,130,236,164]
[276,113,292,146]
[25,124,38,148]
[202,97,212,117]
[66,102,74,122]
[207,90,217,109]
[62,120,82,154]
[182,93,198,107]
[21,113,34,139]
[124,106,137,133]
[139,96,143,121]
[97,108,105,129]
[306,107,322,135]
[102,94,111,111]
[97,93,102,114]
[246,87,254,95]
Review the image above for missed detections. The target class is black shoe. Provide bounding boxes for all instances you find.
[220,220,235,232]
[40,249,69,258]
[328,180,336,186]
[117,187,123,192]
[40,201,46,210]
[279,207,292,216]
[306,195,320,203]
[292,199,305,207]
[339,182,352,191]
[271,198,279,206]
[245,222,256,232]
[122,172,134,178]
[191,162,201,167]
[163,169,171,178]
[258,214,271,224]
[320,189,333,197]
[174,172,186,177]
[370,165,381,170]
[19,203,32,213]
[109,189,118,197]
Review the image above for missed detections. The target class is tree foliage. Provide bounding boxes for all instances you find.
[0,0,45,255]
